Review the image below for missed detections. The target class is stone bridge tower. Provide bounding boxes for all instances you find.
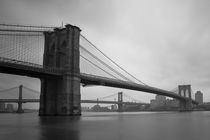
[39,24,81,116]
[178,85,192,111]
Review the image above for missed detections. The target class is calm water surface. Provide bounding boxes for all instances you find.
[0,111,210,140]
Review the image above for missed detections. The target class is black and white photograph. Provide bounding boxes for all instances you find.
[0,0,210,140]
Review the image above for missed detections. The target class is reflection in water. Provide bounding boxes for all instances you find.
[0,112,210,140]
[39,116,81,140]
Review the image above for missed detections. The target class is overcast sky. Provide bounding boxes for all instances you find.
[0,0,210,107]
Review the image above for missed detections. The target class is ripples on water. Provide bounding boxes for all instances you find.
[0,111,210,140]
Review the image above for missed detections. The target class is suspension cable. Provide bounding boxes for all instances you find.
[80,55,120,80]
[0,23,56,29]
[0,86,19,93]
[80,34,147,85]
[123,93,143,103]
[22,86,40,94]
[80,45,133,82]
[98,93,118,100]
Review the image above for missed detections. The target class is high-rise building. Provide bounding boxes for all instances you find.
[195,91,203,105]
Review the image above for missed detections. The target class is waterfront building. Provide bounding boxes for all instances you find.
[6,104,14,113]
[195,91,203,105]
[150,95,179,110]
[150,99,158,109]
[91,105,110,112]
[203,102,210,110]
[165,99,179,107]
[150,95,166,109]
[156,95,166,102]
[81,106,90,112]
[0,103,6,112]
[155,95,166,106]
[111,105,117,111]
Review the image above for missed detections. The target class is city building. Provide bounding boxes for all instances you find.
[195,91,203,105]
[203,102,210,110]
[6,104,14,113]
[111,105,117,111]
[165,99,179,108]
[156,95,166,102]
[91,105,110,112]
[150,99,158,109]
[81,106,90,112]
[150,95,166,109]
[124,104,147,111]
[0,103,6,112]
[150,95,179,110]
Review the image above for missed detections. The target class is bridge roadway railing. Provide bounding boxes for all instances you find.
[80,73,198,104]
[0,57,63,75]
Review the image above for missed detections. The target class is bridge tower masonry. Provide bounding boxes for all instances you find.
[118,92,123,112]
[39,24,81,116]
[17,85,24,113]
[178,85,192,111]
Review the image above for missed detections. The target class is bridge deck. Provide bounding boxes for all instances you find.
[80,73,198,104]
[0,58,198,104]
[0,57,63,77]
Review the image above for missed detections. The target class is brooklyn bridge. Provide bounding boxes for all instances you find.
[0,23,198,116]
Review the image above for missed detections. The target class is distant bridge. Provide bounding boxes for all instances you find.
[0,85,148,113]
[0,99,148,105]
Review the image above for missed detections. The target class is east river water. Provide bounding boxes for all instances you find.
[0,111,210,140]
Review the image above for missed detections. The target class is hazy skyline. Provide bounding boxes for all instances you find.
[0,0,210,107]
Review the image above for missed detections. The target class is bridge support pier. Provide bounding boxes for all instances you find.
[117,92,123,112]
[17,85,24,113]
[179,100,192,111]
[39,24,81,116]
[178,85,192,111]
[17,103,24,113]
